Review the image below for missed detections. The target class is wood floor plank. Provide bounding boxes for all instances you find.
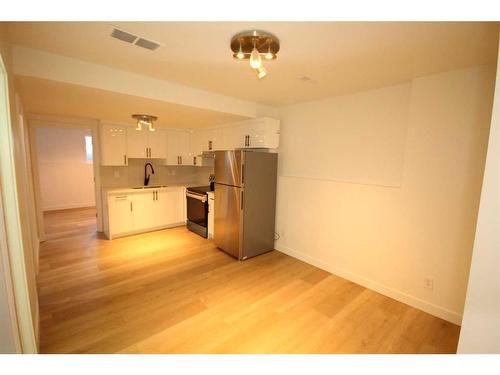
[38,207,460,353]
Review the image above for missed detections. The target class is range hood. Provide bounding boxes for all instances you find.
[200,151,216,158]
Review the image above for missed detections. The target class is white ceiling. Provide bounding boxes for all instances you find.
[7,22,499,106]
[15,76,247,128]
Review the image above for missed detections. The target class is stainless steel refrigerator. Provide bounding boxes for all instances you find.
[214,150,278,260]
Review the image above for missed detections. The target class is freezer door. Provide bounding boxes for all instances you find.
[214,183,242,259]
[214,150,243,187]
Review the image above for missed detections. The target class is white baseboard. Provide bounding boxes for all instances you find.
[42,202,95,211]
[275,243,463,325]
[108,222,186,240]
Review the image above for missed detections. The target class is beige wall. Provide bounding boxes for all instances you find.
[276,64,496,324]
[36,126,95,211]
[458,37,500,353]
[0,23,38,352]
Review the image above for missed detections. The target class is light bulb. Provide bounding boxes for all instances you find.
[148,122,155,132]
[236,42,244,59]
[265,44,273,60]
[256,66,267,79]
[249,47,262,69]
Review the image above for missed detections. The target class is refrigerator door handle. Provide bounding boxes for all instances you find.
[241,163,245,185]
[241,190,244,210]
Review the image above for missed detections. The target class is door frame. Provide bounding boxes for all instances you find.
[27,114,103,241]
[0,52,37,353]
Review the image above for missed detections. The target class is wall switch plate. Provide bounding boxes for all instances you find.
[424,277,434,290]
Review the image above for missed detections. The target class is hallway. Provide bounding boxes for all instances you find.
[43,207,97,241]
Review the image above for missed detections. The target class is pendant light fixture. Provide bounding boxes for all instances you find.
[256,66,267,79]
[265,40,274,60]
[249,39,262,69]
[236,40,245,59]
[132,114,157,132]
[230,30,279,79]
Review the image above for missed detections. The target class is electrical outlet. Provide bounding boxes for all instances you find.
[424,277,434,290]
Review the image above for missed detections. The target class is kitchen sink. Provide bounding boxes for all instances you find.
[133,185,167,189]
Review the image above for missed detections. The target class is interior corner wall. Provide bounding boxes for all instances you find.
[275,64,496,324]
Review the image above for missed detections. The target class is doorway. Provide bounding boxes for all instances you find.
[34,126,97,240]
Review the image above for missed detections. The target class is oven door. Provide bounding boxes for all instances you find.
[186,191,208,237]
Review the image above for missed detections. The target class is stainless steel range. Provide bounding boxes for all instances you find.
[186,185,212,238]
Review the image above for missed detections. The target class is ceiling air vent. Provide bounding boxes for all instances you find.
[110,28,138,43]
[135,38,160,51]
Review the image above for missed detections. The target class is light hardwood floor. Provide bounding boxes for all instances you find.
[43,207,97,240]
[38,210,460,353]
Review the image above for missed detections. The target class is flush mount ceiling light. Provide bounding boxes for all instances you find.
[132,114,157,132]
[230,30,279,80]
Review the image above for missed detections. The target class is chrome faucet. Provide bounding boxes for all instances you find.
[144,162,155,186]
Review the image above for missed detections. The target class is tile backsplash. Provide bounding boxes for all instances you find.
[100,159,213,188]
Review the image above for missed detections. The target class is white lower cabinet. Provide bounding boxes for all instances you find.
[107,194,134,235]
[157,188,185,226]
[105,186,186,239]
[132,190,157,231]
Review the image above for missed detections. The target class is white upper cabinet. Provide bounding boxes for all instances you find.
[214,118,280,151]
[166,130,193,166]
[240,118,280,149]
[127,127,148,158]
[190,129,216,167]
[148,129,168,159]
[127,127,167,159]
[100,123,128,166]
[100,117,279,167]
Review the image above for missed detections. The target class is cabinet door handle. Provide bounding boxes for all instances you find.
[240,191,244,210]
[156,191,158,200]
[247,135,250,147]
[149,147,152,158]
[180,156,183,165]
[241,163,245,185]
[208,140,212,150]
[193,156,196,165]
[124,154,127,165]
[130,201,133,212]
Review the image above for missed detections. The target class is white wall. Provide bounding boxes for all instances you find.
[36,126,95,211]
[458,40,500,353]
[280,83,411,187]
[276,64,496,324]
